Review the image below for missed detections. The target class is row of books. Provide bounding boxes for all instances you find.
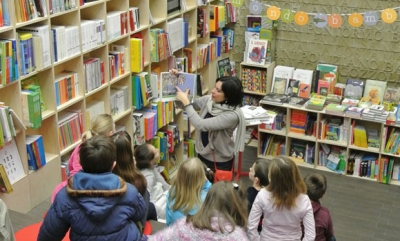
[51,25,80,63]
[26,135,46,170]
[109,45,125,80]
[55,71,79,107]
[384,128,400,155]
[319,144,346,170]
[209,2,237,32]
[81,20,106,53]
[319,117,349,142]
[57,110,83,151]
[106,11,129,41]
[260,134,286,157]
[84,57,105,93]
[149,28,172,63]
[110,85,129,117]
[0,0,11,26]
[0,105,19,147]
[183,139,196,161]
[0,39,18,85]
[14,0,47,23]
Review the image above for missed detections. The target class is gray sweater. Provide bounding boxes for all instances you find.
[185,95,239,163]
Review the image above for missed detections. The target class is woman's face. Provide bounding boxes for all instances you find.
[211,81,226,103]
[249,163,256,181]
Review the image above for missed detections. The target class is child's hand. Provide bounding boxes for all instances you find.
[169,69,179,75]
[176,86,190,106]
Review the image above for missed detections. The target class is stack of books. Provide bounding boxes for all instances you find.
[341,98,359,107]
[260,93,289,105]
[306,95,326,111]
[345,107,363,118]
[325,103,347,116]
[362,105,388,123]
[325,94,342,105]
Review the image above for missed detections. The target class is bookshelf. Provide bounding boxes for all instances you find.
[0,0,225,213]
[257,101,400,186]
[240,61,275,106]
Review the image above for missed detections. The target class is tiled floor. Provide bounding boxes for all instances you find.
[9,146,400,241]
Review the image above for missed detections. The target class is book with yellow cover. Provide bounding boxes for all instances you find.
[130,38,142,73]
[0,164,13,194]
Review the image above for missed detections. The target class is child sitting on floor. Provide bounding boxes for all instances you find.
[135,143,170,219]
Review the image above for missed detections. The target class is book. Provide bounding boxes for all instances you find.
[286,79,300,97]
[271,65,294,94]
[0,139,25,184]
[217,57,231,78]
[344,78,364,100]
[298,83,311,98]
[316,63,338,94]
[363,79,387,105]
[160,72,197,103]
[245,39,268,65]
[285,96,309,107]
[306,94,327,111]
[260,93,289,105]
[0,164,13,194]
[317,80,330,96]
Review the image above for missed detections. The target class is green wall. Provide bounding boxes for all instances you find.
[234,0,400,84]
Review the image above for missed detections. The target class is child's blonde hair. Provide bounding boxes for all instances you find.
[169,157,206,214]
[81,114,115,141]
[188,181,248,232]
[267,156,306,210]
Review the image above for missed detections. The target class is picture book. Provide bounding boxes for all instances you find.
[160,72,197,103]
[298,83,311,98]
[363,79,387,105]
[0,164,13,194]
[217,57,231,78]
[306,94,327,110]
[286,79,300,96]
[271,65,294,94]
[245,39,268,65]
[344,78,364,100]
[383,86,400,105]
[317,80,330,96]
[292,68,313,85]
[316,63,338,94]
[0,139,25,184]
[290,141,307,162]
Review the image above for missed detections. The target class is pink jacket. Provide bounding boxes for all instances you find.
[149,216,249,241]
[51,144,82,202]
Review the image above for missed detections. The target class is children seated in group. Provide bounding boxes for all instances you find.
[304,173,335,241]
[38,135,146,241]
[166,157,212,226]
[247,158,270,232]
[248,156,316,241]
[149,181,249,241]
[112,131,155,228]
[135,143,170,219]
[51,114,115,202]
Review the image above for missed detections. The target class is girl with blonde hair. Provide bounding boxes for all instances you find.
[166,157,212,226]
[51,114,115,202]
[150,181,249,241]
[248,156,316,241]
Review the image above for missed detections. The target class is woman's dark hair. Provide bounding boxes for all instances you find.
[217,76,244,108]
[134,143,154,170]
[111,131,147,196]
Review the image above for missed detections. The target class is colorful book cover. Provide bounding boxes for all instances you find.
[317,80,330,96]
[160,72,197,103]
[298,83,311,98]
[217,57,231,78]
[316,63,338,94]
[363,79,387,105]
[245,39,268,65]
[383,87,400,104]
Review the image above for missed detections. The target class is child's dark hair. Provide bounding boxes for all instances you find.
[203,164,215,183]
[304,173,327,202]
[254,159,270,187]
[134,144,155,169]
[79,135,116,173]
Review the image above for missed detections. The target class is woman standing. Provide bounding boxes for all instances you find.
[175,74,245,172]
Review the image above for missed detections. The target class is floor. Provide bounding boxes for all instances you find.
[9,146,400,241]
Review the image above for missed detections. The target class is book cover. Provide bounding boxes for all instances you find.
[316,63,338,94]
[160,72,197,103]
[285,96,309,107]
[383,87,400,104]
[0,139,25,184]
[298,83,311,98]
[271,66,294,94]
[0,164,13,194]
[344,78,364,100]
[245,39,268,65]
[317,80,330,96]
[363,79,387,105]
[286,79,300,97]
[217,57,231,78]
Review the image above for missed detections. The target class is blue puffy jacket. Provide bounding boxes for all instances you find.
[38,171,146,241]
